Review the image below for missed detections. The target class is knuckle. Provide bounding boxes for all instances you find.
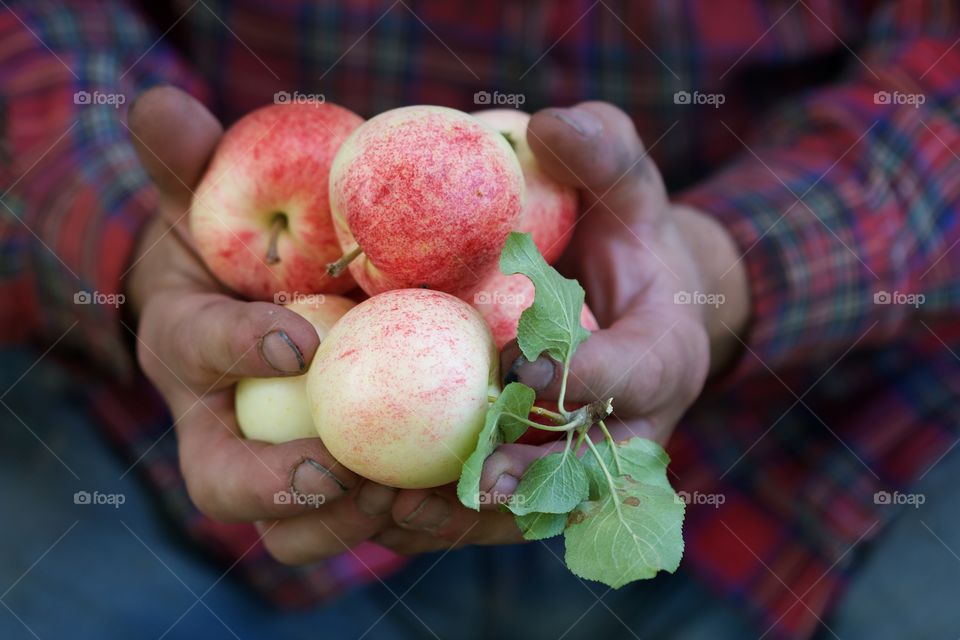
[181,466,224,520]
[630,349,667,400]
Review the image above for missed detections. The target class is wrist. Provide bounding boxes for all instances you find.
[673,204,750,373]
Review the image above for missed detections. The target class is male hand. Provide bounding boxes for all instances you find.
[127,87,398,565]
[375,102,749,554]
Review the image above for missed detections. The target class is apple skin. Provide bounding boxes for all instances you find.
[465,269,599,447]
[191,102,363,300]
[465,269,599,350]
[472,109,577,265]
[329,105,525,295]
[306,289,500,489]
[236,296,356,443]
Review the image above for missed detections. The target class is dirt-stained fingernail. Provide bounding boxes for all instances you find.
[260,330,304,373]
[546,107,602,137]
[356,481,398,516]
[505,355,556,391]
[292,459,346,499]
[401,494,451,531]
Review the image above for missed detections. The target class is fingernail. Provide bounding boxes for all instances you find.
[505,355,555,391]
[292,459,346,498]
[481,473,518,508]
[356,481,398,516]
[548,108,602,137]
[260,330,304,373]
[401,494,451,531]
[491,473,519,497]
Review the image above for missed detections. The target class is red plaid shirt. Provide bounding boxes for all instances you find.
[2,1,960,637]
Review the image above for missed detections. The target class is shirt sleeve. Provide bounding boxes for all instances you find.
[677,0,960,378]
[0,0,207,377]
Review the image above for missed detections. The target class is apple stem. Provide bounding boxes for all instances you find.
[265,214,287,264]
[326,245,362,278]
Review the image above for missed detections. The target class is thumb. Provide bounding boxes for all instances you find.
[500,310,706,418]
[141,293,322,392]
[527,101,668,225]
[128,85,223,210]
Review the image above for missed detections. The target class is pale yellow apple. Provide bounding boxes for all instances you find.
[306,289,500,489]
[235,295,356,443]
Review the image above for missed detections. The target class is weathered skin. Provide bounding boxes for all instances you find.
[329,106,524,295]
[191,102,363,300]
[472,109,578,265]
[236,296,356,443]
[464,270,599,350]
[306,289,500,489]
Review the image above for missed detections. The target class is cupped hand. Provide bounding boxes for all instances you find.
[126,86,397,564]
[374,101,750,554]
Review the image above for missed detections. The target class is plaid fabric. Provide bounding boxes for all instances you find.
[2,0,959,637]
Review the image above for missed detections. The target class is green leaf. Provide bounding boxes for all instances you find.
[498,385,536,444]
[515,511,567,541]
[499,232,590,365]
[508,452,589,516]
[581,438,673,498]
[456,383,535,510]
[564,437,685,588]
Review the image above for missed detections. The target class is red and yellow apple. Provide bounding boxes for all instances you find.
[235,295,356,443]
[472,109,577,265]
[327,106,524,295]
[306,289,499,489]
[191,102,363,300]
[465,269,598,350]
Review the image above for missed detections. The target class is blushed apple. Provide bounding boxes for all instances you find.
[327,106,524,295]
[236,295,356,443]
[472,109,577,265]
[191,102,363,300]
[466,269,598,350]
[306,289,499,489]
[464,271,600,447]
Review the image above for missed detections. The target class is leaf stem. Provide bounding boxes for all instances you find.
[562,429,574,460]
[501,412,569,432]
[584,436,623,519]
[597,420,622,475]
[529,404,565,422]
[502,397,613,434]
[488,395,564,423]
[557,356,571,416]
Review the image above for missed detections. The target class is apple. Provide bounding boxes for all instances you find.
[191,102,363,301]
[236,295,356,443]
[472,109,577,265]
[327,105,524,295]
[464,271,600,447]
[466,269,599,350]
[306,289,499,489]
